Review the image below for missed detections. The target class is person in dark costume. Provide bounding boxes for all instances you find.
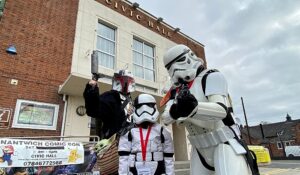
[83,69,135,139]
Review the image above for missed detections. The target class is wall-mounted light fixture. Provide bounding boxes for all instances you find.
[6,44,17,55]
[174,28,180,32]
[157,17,163,23]
[132,2,139,9]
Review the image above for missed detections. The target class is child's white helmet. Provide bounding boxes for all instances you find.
[133,94,159,124]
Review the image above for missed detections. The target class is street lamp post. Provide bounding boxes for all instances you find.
[241,97,252,145]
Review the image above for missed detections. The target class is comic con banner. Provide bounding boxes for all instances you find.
[0,139,84,167]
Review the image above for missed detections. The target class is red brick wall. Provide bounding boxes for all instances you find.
[0,0,78,137]
[242,124,300,158]
[295,123,300,144]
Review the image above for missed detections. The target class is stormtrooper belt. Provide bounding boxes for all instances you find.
[131,152,164,162]
[188,126,235,148]
[188,126,246,154]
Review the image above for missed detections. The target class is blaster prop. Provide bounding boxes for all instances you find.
[160,87,176,107]
[177,83,190,99]
[91,50,101,81]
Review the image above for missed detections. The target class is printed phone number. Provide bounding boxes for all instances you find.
[23,160,63,166]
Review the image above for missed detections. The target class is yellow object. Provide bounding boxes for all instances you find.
[248,145,271,165]
[68,149,81,163]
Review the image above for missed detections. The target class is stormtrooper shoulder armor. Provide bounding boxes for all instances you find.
[204,71,228,97]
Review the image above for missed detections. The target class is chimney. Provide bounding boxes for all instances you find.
[286,113,292,122]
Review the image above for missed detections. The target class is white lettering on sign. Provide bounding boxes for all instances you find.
[104,0,172,38]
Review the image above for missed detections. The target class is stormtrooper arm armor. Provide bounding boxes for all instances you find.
[178,71,229,124]
[163,96,228,126]
[162,100,176,125]
[118,132,132,175]
[192,95,227,121]
[162,127,175,175]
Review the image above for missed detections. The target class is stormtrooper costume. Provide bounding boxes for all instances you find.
[118,94,175,175]
[162,45,259,175]
[84,69,135,139]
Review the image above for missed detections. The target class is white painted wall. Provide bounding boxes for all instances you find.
[64,0,190,160]
[63,96,91,141]
[72,0,176,93]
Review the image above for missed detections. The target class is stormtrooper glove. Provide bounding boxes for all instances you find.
[170,92,198,119]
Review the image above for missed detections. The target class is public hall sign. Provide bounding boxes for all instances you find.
[102,0,173,38]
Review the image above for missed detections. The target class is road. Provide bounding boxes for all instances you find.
[259,160,300,175]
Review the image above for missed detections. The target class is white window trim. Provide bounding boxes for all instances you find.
[96,37,116,57]
[96,21,116,69]
[277,141,293,149]
[277,141,283,149]
[133,38,156,81]
[12,99,59,130]
[284,141,292,147]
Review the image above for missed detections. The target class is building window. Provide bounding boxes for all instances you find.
[12,99,59,130]
[96,22,116,69]
[132,38,155,81]
[277,141,293,149]
[277,142,283,149]
[0,0,7,20]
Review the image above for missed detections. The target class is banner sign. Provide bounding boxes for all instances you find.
[0,139,84,168]
[0,143,98,175]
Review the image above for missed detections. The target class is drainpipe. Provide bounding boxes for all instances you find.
[60,94,68,138]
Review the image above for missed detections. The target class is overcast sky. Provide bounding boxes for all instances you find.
[133,0,300,126]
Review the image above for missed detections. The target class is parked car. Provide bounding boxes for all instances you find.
[285,145,300,157]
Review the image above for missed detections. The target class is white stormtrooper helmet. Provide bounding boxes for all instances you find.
[112,69,135,94]
[133,94,159,124]
[163,44,204,86]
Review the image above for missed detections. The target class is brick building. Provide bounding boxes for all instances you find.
[0,0,78,136]
[0,0,206,161]
[242,114,300,158]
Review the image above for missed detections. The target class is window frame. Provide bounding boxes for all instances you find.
[277,142,283,149]
[284,141,292,147]
[132,38,156,81]
[96,20,117,69]
[12,99,59,130]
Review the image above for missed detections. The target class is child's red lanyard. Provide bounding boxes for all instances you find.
[139,124,152,162]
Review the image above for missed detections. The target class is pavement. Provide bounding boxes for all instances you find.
[259,167,300,175]
[174,160,300,175]
[259,160,300,175]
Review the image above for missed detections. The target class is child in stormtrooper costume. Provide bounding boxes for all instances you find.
[161,44,259,175]
[118,94,175,175]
